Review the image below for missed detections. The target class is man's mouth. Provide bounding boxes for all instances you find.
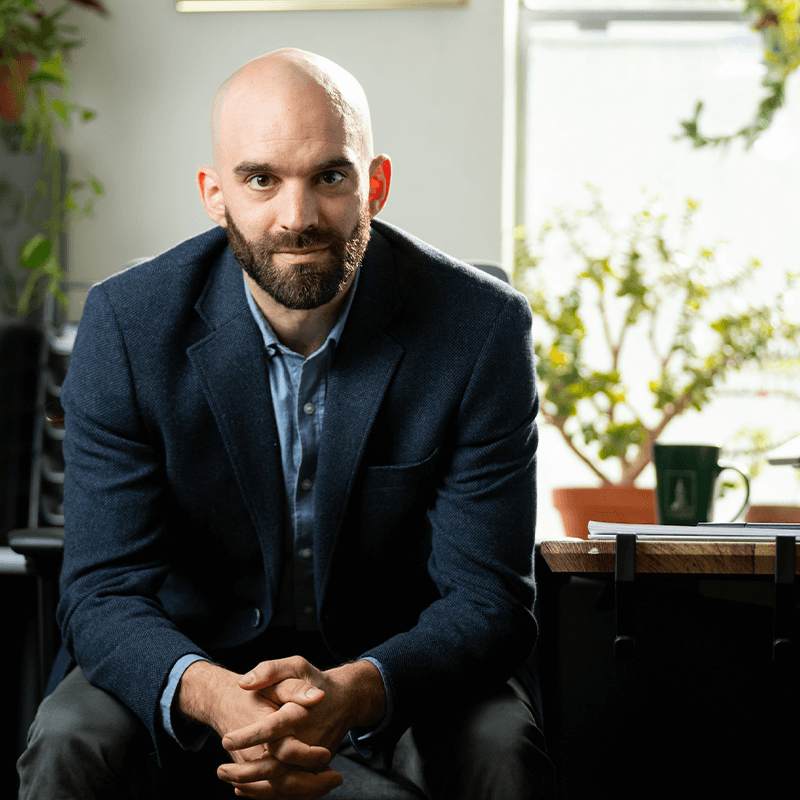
[273,246,330,264]
[276,246,328,255]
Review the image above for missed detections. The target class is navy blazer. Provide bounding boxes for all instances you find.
[57,219,540,760]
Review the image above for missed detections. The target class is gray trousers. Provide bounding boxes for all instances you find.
[18,666,557,800]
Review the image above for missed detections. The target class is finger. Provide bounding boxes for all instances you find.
[220,757,284,785]
[220,739,331,779]
[272,765,344,797]
[227,768,343,800]
[269,736,331,772]
[256,677,325,708]
[239,656,319,691]
[224,703,309,750]
[230,780,277,799]
[218,757,282,785]
[231,783,273,800]
[230,767,344,799]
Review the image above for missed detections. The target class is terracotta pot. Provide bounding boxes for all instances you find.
[552,486,656,539]
[0,56,35,123]
[744,505,800,524]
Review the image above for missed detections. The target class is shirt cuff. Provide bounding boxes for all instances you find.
[160,653,212,751]
[348,656,394,753]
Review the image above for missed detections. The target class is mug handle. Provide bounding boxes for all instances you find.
[717,461,751,522]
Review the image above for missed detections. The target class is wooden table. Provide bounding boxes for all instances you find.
[541,536,798,661]
[540,537,800,575]
[534,537,799,798]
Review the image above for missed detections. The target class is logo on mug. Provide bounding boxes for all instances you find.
[664,469,697,520]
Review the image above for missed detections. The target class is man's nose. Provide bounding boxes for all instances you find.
[276,182,319,232]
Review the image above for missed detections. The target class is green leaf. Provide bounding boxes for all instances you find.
[19,234,52,272]
[36,54,67,83]
[28,71,66,86]
[51,99,71,125]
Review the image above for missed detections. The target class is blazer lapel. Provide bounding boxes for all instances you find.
[187,247,285,583]
[313,229,404,602]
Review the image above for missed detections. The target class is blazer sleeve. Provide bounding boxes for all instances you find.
[57,284,211,755]
[358,291,539,753]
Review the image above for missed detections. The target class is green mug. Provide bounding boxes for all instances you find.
[653,443,750,526]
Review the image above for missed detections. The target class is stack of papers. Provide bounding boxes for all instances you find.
[587,520,800,541]
[767,435,800,467]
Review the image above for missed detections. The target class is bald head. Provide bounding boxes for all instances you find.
[211,48,374,169]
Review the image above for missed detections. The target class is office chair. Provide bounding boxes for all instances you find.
[10,314,74,704]
[468,260,511,285]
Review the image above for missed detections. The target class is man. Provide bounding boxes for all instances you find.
[18,49,556,799]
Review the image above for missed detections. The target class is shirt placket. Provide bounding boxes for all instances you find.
[292,349,328,631]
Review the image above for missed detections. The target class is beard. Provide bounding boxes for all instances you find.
[225,206,371,310]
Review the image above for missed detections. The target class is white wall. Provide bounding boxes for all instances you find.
[58,0,506,283]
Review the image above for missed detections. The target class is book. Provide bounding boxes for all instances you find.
[587,520,800,541]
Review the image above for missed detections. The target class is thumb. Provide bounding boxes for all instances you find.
[240,673,325,706]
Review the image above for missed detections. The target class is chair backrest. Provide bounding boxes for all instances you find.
[468,260,511,285]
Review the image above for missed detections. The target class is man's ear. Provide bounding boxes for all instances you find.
[198,166,228,227]
[368,155,391,217]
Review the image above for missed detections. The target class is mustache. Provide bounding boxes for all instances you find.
[255,227,344,252]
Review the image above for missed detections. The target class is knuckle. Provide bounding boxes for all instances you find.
[289,655,309,671]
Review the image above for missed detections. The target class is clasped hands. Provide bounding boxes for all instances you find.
[180,655,386,799]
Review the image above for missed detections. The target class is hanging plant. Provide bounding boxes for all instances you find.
[678,0,800,148]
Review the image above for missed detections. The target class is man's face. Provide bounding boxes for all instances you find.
[212,77,376,310]
[225,203,370,310]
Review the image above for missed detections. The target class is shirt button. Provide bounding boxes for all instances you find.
[303,402,315,415]
[299,547,313,560]
[251,608,262,627]
[300,478,313,491]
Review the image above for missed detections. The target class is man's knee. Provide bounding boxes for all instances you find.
[449,680,554,791]
[30,667,141,751]
[395,679,557,799]
[18,668,153,800]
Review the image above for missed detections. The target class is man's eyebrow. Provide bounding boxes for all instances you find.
[232,158,357,177]
[315,158,357,172]
[233,161,276,176]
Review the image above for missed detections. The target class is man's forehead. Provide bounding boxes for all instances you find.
[219,99,362,170]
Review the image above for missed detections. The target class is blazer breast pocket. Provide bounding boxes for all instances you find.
[360,445,442,490]
[348,446,442,565]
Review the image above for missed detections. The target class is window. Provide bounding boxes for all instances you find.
[518,2,800,532]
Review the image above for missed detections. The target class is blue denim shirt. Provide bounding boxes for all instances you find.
[161,268,391,750]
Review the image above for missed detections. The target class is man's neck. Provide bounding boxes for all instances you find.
[244,271,356,358]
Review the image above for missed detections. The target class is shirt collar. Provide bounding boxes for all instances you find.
[243,266,361,359]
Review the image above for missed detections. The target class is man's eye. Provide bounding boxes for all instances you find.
[319,171,345,186]
[248,174,273,189]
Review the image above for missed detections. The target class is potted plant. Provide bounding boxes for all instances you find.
[679,0,800,148]
[513,186,800,537]
[0,0,105,542]
[1,0,106,315]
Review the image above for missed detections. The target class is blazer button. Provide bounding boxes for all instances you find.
[252,608,262,627]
